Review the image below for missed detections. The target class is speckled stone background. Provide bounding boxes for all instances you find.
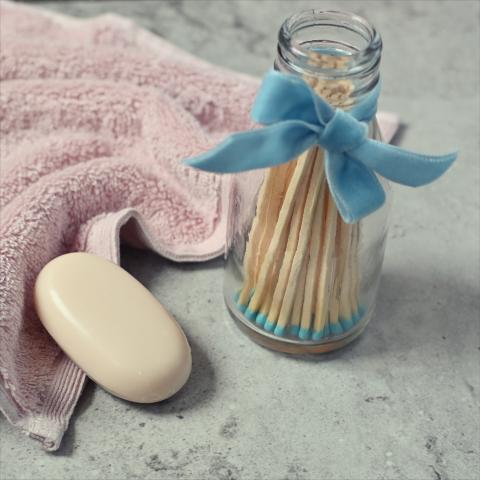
[1,1,479,480]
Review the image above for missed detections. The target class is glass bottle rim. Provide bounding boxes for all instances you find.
[277,9,382,79]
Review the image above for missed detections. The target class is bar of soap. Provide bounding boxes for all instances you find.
[34,252,191,403]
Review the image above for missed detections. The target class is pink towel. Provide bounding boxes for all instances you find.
[0,0,398,451]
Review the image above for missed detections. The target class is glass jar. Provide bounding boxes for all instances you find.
[224,10,391,354]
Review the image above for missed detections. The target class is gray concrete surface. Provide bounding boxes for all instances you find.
[1,1,479,479]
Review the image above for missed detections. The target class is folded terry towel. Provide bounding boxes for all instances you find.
[0,0,399,451]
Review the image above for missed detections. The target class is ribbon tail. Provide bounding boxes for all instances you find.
[351,139,458,187]
[325,152,386,224]
[184,121,318,173]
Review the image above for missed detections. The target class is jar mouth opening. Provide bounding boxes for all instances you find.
[278,10,382,78]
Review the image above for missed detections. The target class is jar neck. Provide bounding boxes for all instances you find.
[275,10,382,109]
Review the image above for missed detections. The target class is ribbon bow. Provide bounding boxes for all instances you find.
[185,70,457,223]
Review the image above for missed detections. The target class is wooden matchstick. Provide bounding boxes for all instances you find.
[289,255,308,336]
[246,148,316,314]
[237,170,273,306]
[238,162,292,306]
[274,153,324,336]
[312,189,338,337]
[262,156,313,328]
[254,209,292,325]
[299,153,327,337]
[339,224,354,324]
[349,223,360,316]
[253,160,296,283]
[328,217,352,335]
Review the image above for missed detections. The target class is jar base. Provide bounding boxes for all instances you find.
[225,292,371,355]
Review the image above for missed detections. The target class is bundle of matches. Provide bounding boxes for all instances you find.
[236,53,364,341]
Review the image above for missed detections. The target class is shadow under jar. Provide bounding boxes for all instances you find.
[224,10,391,354]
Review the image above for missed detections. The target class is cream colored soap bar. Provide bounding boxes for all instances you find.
[34,252,191,403]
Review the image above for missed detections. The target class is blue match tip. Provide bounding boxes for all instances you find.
[263,320,276,332]
[299,328,311,340]
[234,292,248,313]
[329,322,344,335]
[352,305,366,324]
[340,316,354,331]
[245,308,257,321]
[323,323,330,337]
[274,325,286,337]
[288,325,300,337]
[312,324,330,340]
[311,330,323,341]
[256,313,268,327]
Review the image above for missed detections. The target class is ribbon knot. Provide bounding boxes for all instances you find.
[318,109,368,154]
[185,70,457,223]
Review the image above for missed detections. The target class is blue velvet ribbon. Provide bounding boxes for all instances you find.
[185,70,457,223]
